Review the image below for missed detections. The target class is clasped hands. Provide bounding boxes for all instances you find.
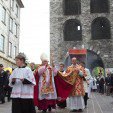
[12,78,24,82]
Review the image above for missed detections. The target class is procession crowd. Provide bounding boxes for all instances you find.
[0,53,113,113]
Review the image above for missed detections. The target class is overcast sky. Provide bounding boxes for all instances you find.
[20,0,50,64]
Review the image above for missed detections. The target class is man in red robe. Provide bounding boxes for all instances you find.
[34,53,73,113]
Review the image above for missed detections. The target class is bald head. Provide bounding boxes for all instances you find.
[72,57,77,65]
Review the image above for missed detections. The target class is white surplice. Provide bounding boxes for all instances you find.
[9,67,36,99]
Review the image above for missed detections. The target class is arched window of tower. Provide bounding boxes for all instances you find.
[64,19,82,41]
[63,0,81,15]
[91,17,111,40]
[90,0,110,13]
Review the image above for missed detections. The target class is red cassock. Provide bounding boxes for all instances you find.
[34,70,39,106]
[34,70,73,109]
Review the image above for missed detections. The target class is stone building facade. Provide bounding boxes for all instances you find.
[0,0,24,68]
[50,0,113,68]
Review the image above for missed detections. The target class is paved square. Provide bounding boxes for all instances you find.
[0,93,113,113]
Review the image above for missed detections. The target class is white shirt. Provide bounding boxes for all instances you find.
[85,68,92,80]
[83,81,88,93]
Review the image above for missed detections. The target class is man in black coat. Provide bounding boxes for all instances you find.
[99,73,105,94]
[105,73,111,95]
[0,64,7,104]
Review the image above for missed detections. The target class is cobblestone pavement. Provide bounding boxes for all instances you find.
[0,93,113,113]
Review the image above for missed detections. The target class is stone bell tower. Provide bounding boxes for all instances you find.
[50,0,113,68]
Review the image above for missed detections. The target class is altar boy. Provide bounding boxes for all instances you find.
[9,53,36,113]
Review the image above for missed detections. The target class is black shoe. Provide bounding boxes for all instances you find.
[42,110,47,113]
[78,109,83,112]
[48,106,51,112]
[70,109,78,112]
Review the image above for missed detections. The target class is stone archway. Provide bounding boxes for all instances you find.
[87,49,105,76]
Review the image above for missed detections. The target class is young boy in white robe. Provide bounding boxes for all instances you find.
[9,53,36,113]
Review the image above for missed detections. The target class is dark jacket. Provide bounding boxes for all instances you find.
[105,76,111,86]
[110,74,113,86]
[0,70,7,86]
[0,70,8,100]
[99,77,105,86]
